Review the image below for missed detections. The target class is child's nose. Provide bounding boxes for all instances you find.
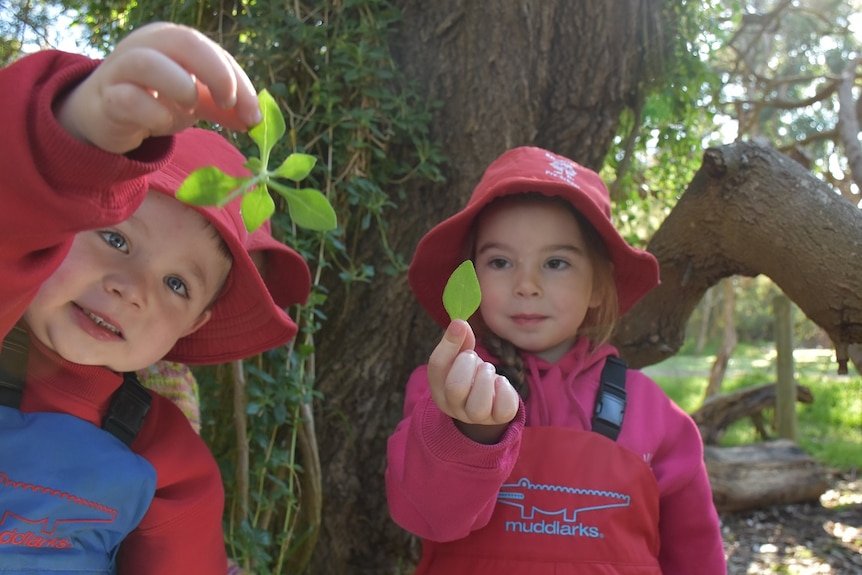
[514,268,542,297]
[104,272,147,309]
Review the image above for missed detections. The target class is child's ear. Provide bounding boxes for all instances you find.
[181,310,213,338]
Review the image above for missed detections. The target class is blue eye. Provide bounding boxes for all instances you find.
[165,276,189,298]
[99,231,128,253]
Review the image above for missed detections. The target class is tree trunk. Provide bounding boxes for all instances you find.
[695,286,715,354]
[309,2,677,573]
[704,277,737,400]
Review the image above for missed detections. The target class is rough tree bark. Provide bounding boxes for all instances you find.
[309,2,676,574]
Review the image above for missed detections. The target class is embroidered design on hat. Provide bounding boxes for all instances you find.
[544,152,578,186]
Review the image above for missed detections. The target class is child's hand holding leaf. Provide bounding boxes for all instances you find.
[430,263,518,443]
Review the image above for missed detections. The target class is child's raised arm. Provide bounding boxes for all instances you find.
[427,320,520,444]
[56,22,260,154]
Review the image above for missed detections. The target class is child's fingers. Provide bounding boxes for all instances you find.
[212,53,261,127]
[112,23,259,128]
[441,351,483,406]
[458,362,499,423]
[427,320,475,387]
[193,81,257,131]
[109,22,260,130]
[491,376,520,424]
[101,82,176,131]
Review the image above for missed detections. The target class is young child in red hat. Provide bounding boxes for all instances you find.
[386,147,726,574]
[0,22,310,575]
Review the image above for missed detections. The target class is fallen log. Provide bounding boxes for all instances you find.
[692,382,813,445]
[705,439,828,513]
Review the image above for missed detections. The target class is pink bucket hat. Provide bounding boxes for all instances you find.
[148,128,311,365]
[408,146,660,328]
[246,219,311,309]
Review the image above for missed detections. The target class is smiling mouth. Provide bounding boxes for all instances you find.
[79,306,123,337]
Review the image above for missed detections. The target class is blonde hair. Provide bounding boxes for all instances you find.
[470,193,618,399]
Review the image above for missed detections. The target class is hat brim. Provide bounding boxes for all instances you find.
[246,227,311,310]
[409,148,659,328]
[148,129,310,365]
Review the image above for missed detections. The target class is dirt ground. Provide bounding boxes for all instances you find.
[721,469,862,574]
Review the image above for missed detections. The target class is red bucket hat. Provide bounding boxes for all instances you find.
[148,128,311,365]
[246,219,311,309]
[408,146,659,328]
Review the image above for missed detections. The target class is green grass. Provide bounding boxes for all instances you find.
[642,346,862,470]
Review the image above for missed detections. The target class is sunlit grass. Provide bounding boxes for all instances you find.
[643,346,862,470]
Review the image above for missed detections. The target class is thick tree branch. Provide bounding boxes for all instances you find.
[614,142,862,370]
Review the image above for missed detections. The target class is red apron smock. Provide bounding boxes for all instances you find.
[414,426,662,574]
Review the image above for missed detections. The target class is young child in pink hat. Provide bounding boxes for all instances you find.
[0,22,309,575]
[386,147,726,574]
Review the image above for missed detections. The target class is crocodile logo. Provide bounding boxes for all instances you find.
[498,477,631,538]
[0,471,118,549]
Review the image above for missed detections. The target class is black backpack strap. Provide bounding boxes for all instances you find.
[0,324,29,408]
[591,356,627,441]
[0,325,150,446]
[102,371,152,447]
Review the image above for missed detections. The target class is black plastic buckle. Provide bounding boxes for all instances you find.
[102,372,152,447]
[591,356,627,441]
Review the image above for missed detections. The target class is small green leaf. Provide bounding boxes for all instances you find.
[176,167,245,206]
[244,157,264,174]
[274,153,317,182]
[443,260,482,321]
[248,89,286,164]
[271,183,337,231]
[241,185,275,232]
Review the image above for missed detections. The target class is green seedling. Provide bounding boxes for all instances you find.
[443,260,482,321]
[177,89,337,233]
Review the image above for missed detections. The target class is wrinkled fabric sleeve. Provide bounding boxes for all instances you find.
[385,365,525,542]
[118,394,228,575]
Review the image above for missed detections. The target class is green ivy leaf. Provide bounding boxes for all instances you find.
[176,167,244,206]
[240,185,275,232]
[443,260,482,321]
[248,89,285,165]
[271,182,337,231]
[274,153,317,182]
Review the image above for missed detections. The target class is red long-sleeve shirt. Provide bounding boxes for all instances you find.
[0,50,228,575]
